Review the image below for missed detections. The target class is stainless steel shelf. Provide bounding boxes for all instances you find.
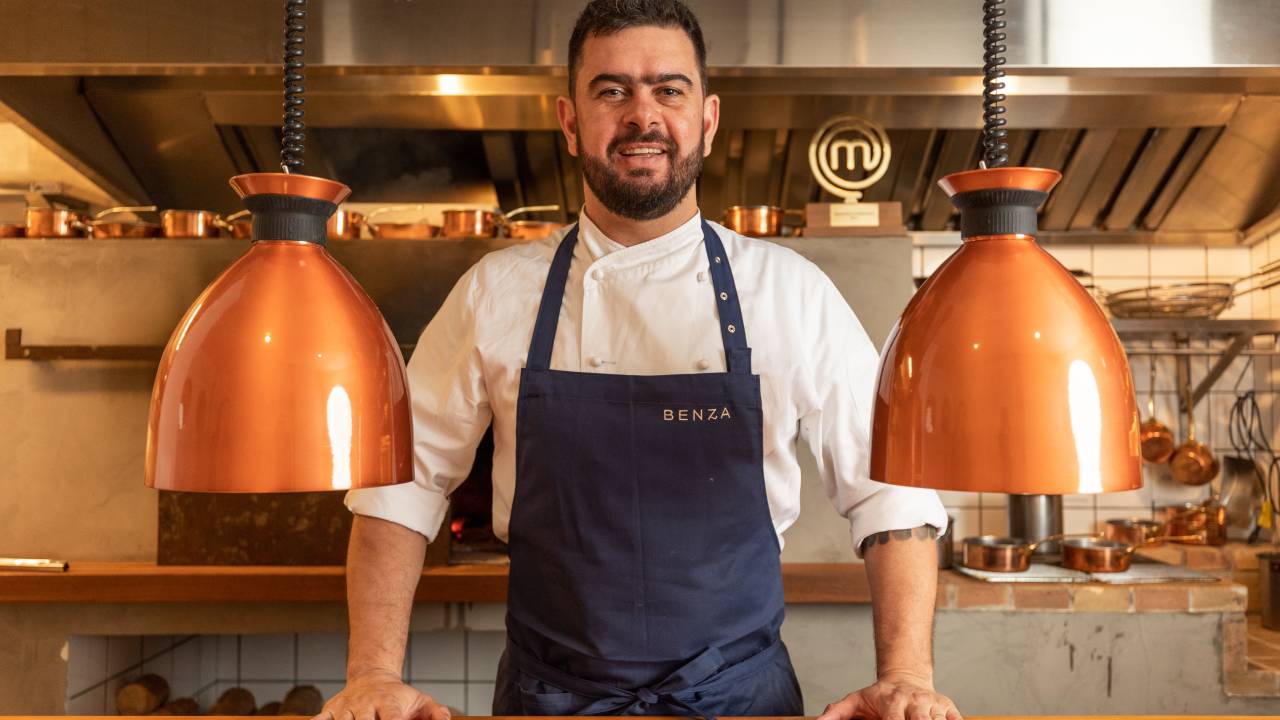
[1112,318,1280,411]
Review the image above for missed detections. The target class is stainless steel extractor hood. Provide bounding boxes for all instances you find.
[1,0,1279,243]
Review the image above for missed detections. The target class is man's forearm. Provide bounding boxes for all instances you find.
[346,514,428,680]
[861,526,939,682]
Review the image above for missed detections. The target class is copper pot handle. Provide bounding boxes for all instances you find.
[92,205,157,221]
[1126,534,1204,555]
[215,210,251,230]
[501,205,560,223]
[1022,532,1098,555]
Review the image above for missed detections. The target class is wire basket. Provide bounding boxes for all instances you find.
[1105,282,1234,319]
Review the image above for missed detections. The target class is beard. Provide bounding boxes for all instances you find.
[578,129,704,221]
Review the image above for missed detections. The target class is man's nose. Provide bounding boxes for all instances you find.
[622,92,661,131]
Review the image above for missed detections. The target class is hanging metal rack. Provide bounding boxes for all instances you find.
[1112,318,1280,412]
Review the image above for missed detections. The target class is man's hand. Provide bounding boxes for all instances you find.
[312,669,451,720]
[818,672,962,720]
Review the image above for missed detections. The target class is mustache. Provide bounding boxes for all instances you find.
[607,130,677,156]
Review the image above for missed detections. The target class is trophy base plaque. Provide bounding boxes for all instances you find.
[804,201,906,237]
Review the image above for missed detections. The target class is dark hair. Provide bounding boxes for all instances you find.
[567,0,708,97]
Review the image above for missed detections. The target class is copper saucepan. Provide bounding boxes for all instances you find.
[86,206,160,239]
[1140,356,1175,463]
[161,210,223,238]
[441,204,562,239]
[1170,389,1218,486]
[502,206,564,240]
[327,209,365,241]
[1162,500,1226,546]
[0,222,24,238]
[722,205,805,237]
[961,534,1080,573]
[507,220,565,240]
[1060,535,1203,573]
[441,208,497,238]
[1103,518,1165,545]
[26,207,88,238]
[366,206,440,240]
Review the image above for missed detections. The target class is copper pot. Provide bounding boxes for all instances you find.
[86,206,160,239]
[722,205,804,237]
[0,222,24,238]
[1163,500,1227,546]
[441,204,563,239]
[961,534,1068,573]
[442,209,498,238]
[160,209,223,238]
[1061,535,1203,573]
[1170,393,1218,486]
[368,222,440,239]
[506,220,564,241]
[1140,357,1175,463]
[327,209,365,241]
[1103,518,1165,545]
[365,205,440,240]
[26,207,87,238]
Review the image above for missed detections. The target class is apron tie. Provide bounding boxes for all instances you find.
[506,635,786,720]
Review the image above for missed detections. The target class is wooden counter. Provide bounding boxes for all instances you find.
[0,561,1248,613]
[0,562,871,604]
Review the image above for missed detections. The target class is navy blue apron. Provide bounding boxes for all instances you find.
[493,220,802,718]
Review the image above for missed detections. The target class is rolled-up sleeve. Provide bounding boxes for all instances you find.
[344,265,492,540]
[798,276,948,557]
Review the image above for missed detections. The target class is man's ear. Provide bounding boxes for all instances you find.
[702,93,720,158]
[557,96,579,157]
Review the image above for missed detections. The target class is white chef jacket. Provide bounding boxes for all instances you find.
[345,211,947,554]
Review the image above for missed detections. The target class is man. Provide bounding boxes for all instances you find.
[319,2,960,720]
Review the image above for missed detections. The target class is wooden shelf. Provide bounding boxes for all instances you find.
[4,328,416,362]
[0,562,870,605]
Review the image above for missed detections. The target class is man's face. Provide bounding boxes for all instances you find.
[559,25,719,221]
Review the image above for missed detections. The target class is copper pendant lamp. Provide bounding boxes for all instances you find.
[145,0,412,492]
[869,0,1141,494]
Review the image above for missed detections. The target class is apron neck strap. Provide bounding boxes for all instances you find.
[526,219,752,373]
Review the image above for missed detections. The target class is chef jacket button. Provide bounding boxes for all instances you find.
[697,271,707,282]
[727,324,736,333]
[696,359,710,370]
[591,268,603,281]
[589,356,604,367]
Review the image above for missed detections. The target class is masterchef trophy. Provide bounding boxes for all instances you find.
[804,115,905,236]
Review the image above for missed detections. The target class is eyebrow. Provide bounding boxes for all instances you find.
[587,72,695,90]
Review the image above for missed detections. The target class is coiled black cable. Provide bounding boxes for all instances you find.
[980,0,1009,169]
[280,0,307,173]
[1227,389,1279,540]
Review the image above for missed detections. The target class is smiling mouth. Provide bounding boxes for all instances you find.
[617,147,667,158]
[616,144,670,158]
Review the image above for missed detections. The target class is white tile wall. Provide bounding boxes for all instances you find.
[415,682,468,713]
[66,627,492,715]
[466,682,497,716]
[913,237,1277,542]
[239,634,295,681]
[410,629,467,681]
[297,632,347,680]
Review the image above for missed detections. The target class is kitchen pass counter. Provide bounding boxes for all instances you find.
[0,562,1247,613]
[22,707,1280,712]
